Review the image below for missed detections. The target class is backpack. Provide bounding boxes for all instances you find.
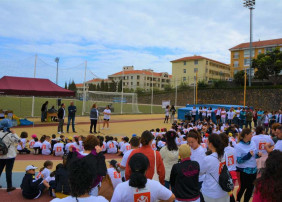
[0,132,10,155]
[210,155,234,192]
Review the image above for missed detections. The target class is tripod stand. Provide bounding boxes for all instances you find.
[97,112,105,135]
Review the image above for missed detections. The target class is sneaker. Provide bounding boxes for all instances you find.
[73,131,77,133]
[89,131,93,134]
[101,127,104,130]
[62,131,65,133]
[7,187,16,192]
[58,132,61,134]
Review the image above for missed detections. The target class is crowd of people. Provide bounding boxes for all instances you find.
[0,105,282,202]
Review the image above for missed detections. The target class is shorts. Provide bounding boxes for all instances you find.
[104,119,109,121]
[216,115,221,120]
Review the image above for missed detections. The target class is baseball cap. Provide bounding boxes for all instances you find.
[109,160,118,167]
[31,134,37,138]
[26,165,38,171]
[0,119,13,132]
[66,137,73,141]
[132,134,137,137]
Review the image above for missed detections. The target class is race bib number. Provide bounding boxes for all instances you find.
[42,144,47,150]
[227,155,234,166]
[30,142,35,146]
[133,187,151,202]
[56,147,62,152]
[219,162,225,174]
[126,145,131,151]
[102,144,105,150]
[113,171,121,179]
[151,144,156,149]
[259,142,266,150]
[109,143,114,149]
[201,143,206,148]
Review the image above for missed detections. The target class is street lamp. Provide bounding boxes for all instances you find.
[243,0,255,87]
[55,57,60,85]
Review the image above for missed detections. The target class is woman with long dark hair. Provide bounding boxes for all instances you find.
[160,131,179,189]
[200,134,229,202]
[112,153,175,202]
[253,150,282,202]
[235,128,261,202]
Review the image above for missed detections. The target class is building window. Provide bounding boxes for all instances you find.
[194,60,198,65]
[233,52,239,59]
[258,49,262,54]
[206,61,209,65]
[184,61,186,65]
[137,75,140,80]
[183,77,186,81]
[244,59,250,66]
[131,76,133,79]
[137,82,139,86]
[244,49,254,57]
[183,69,186,73]
[265,47,274,53]
[131,82,133,85]
[234,61,239,67]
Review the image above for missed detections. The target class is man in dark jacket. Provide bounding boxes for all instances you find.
[57,103,65,134]
[41,101,48,122]
[170,144,200,202]
[67,102,77,133]
[21,165,45,199]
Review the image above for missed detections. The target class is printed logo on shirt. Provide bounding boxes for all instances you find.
[151,144,156,149]
[109,143,114,149]
[201,143,206,148]
[227,155,234,166]
[126,145,131,151]
[56,147,62,152]
[42,144,47,150]
[133,188,151,202]
[102,144,105,150]
[113,171,121,179]
[259,142,266,150]
[30,142,35,146]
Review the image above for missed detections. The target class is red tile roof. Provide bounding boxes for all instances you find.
[86,78,102,83]
[75,83,83,87]
[229,38,282,50]
[109,70,171,78]
[170,56,228,66]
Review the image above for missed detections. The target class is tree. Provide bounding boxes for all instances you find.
[118,79,123,92]
[252,48,282,85]
[164,84,173,92]
[234,70,248,86]
[64,82,68,89]
[96,83,101,91]
[88,83,96,91]
[197,80,208,88]
[109,80,116,92]
[68,80,77,93]
[100,80,105,91]
[104,82,109,91]
[179,82,190,90]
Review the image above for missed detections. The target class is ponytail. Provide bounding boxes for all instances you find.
[129,171,147,189]
[208,134,225,160]
[129,153,149,189]
[238,128,251,142]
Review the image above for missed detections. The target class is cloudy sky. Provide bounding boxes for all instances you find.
[0,0,281,86]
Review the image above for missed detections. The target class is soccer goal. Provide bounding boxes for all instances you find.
[84,91,140,114]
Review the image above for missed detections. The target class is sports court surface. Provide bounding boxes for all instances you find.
[0,114,169,201]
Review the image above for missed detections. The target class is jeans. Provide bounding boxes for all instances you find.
[67,116,75,132]
[90,119,97,133]
[239,119,245,128]
[253,119,257,128]
[170,114,175,123]
[58,118,64,132]
[0,158,15,188]
[245,120,252,129]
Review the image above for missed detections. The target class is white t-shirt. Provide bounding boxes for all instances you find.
[227,111,235,120]
[221,110,226,118]
[41,140,51,155]
[45,176,55,183]
[107,141,118,153]
[202,108,207,116]
[120,142,131,154]
[119,141,124,149]
[216,109,221,116]
[111,179,172,202]
[101,142,107,152]
[274,140,282,151]
[120,149,134,167]
[41,168,51,180]
[157,141,166,148]
[17,138,27,150]
[251,134,274,155]
[201,153,228,199]
[29,139,35,149]
[151,140,157,151]
[53,142,65,156]
[191,145,206,182]
[65,142,75,153]
[33,141,42,148]
[207,110,212,117]
[224,146,236,171]
[73,141,83,152]
[51,196,108,202]
[107,168,122,189]
[103,109,111,120]
[192,109,197,116]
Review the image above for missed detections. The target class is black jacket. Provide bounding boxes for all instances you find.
[58,107,65,119]
[55,167,71,195]
[170,158,200,201]
[20,173,43,199]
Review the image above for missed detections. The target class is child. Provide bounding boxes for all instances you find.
[51,134,57,151]
[41,136,52,155]
[29,134,37,149]
[107,160,122,189]
[53,141,65,156]
[43,164,63,197]
[64,137,74,153]
[17,131,30,154]
[21,165,45,199]
[36,160,53,180]
[73,136,83,152]
[33,137,42,155]
[107,136,118,154]
[119,137,131,155]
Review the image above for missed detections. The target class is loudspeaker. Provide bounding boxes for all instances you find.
[57,99,61,106]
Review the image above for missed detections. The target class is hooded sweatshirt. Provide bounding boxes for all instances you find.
[160,146,179,181]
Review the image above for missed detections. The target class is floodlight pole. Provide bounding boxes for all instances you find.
[31,54,37,117]
[55,57,60,85]
[121,69,124,114]
[82,61,87,116]
[175,77,177,107]
[151,71,153,114]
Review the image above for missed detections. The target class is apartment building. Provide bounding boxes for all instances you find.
[171,56,231,86]
[229,38,282,75]
[108,66,171,91]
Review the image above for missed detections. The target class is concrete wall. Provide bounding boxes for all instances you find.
[138,88,282,111]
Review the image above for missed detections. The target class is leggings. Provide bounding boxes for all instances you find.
[236,171,257,202]
[164,116,169,123]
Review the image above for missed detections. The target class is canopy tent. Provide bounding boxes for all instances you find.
[0,76,75,97]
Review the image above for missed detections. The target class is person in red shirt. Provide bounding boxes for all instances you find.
[125,130,165,185]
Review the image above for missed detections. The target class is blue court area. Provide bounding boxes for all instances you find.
[0,172,28,188]
[178,104,249,122]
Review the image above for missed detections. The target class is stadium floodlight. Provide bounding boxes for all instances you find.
[55,57,60,85]
[243,0,255,87]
